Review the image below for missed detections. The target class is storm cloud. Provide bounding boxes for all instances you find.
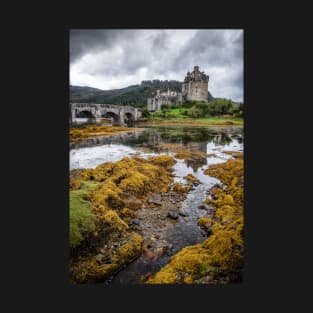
[70,29,243,101]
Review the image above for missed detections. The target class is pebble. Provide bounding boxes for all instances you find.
[178,210,188,217]
[132,219,140,225]
[198,204,210,210]
[167,211,179,220]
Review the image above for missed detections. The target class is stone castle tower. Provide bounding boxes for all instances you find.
[182,66,209,101]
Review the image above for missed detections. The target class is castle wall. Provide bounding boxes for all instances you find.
[147,90,183,112]
[185,81,208,101]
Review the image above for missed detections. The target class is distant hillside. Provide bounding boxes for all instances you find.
[70,80,215,108]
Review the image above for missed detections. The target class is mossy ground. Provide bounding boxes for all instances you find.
[70,125,142,143]
[145,153,243,284]
[69,155,177,283]
[69,181,99,248]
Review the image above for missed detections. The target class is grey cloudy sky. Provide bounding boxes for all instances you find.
[70,29,243,101]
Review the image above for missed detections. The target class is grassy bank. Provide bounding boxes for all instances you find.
[140,107,243,126]
[139,117,243,126]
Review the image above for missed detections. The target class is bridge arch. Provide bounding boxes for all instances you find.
[101,111,121,126]
[124,112,135,126]
[76,109,95,118]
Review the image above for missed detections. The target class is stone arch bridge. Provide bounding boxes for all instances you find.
[70,103,143,126]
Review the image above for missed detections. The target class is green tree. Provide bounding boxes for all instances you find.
[161,103,170,111]
[188,106,203,118]
[142,108,151,118]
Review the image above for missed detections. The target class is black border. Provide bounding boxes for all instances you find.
[7,3,307,309]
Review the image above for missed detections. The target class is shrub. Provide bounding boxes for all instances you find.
[142,108,151,118]
[161,103,170,111]
[207,98,235,116]
[188,106,203,118]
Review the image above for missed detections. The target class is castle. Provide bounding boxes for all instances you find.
[147,66,209,112]
[146,89,183,112]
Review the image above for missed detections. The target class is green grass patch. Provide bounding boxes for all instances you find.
[149,113,243,125]
[148,106,243,125]
[69,181,99,248]
[198,263,218,276]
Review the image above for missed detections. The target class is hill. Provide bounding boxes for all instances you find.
[70,81,215,108]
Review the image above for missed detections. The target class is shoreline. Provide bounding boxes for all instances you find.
[136,118,243,127]
[69,125,144,144]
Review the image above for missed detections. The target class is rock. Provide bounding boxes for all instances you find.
[132,219,140,225]
[178,209,188,217]
[206,227,213,236]
[148,199,162,206]
[167,211,179,220]
[198,204,210,210]
[95,254,103,261]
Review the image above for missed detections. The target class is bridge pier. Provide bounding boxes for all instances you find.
[112,115,126,126]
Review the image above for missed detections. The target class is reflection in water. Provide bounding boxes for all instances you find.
[184,157,207,172]
[70,126,243,170]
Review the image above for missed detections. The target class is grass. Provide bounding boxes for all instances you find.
[145,107,243,125]
[69,181,99,248]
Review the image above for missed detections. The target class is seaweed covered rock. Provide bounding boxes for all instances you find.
[197,217,212,228]
[69,155,177,283]
[174,151,215,161]
[70,125,140,143]
[172,182,192,193]
[70,232,144,284]
[184,174,200,185]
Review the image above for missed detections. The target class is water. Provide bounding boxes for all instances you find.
[70,125,243,284]
[70,126,243,170]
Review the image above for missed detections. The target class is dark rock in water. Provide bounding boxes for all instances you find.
[212,183,222,189]
[131,219,140,225]
[198,204,210,210]
[211,194,218,200]
[167,211,179,220]
[206,227,213,236]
